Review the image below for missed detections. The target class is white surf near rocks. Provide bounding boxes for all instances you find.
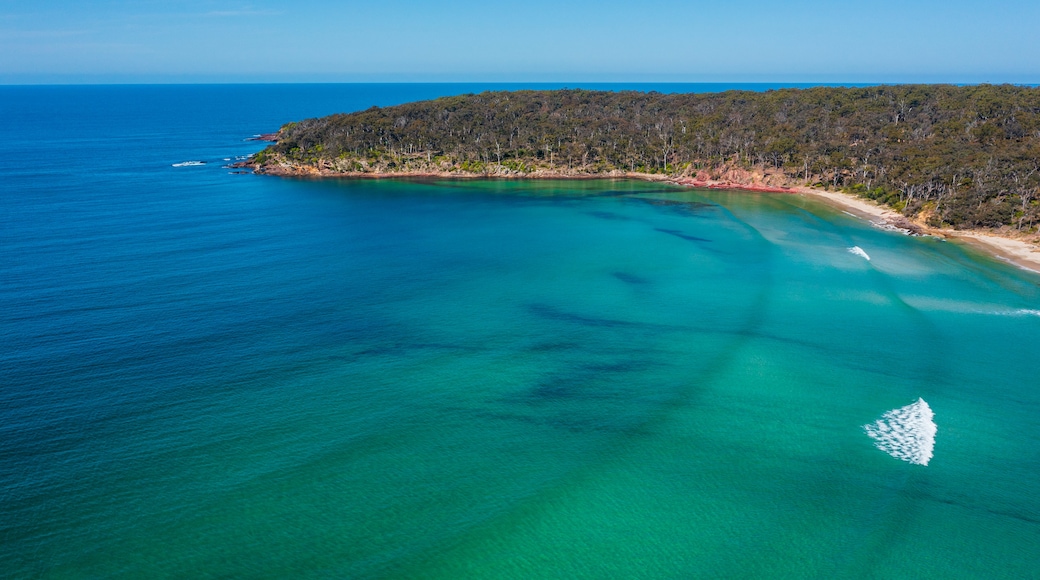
[848,246,871,261]
[864,398,936,465]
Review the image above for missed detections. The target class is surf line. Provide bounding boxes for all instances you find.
[863,398,936,466]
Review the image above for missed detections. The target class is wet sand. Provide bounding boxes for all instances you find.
[791,186,1040,273]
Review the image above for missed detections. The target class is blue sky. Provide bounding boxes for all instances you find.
[2,0,1038,83]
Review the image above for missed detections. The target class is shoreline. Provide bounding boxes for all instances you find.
[787,186,1040,273]
[244,161,1040,273]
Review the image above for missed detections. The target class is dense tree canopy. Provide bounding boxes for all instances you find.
[256,86,1040,231]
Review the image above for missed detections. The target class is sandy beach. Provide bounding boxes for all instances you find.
[661,172,1040,274]
[788,186,1040,273]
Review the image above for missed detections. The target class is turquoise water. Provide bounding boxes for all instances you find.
[2,86,1039,578]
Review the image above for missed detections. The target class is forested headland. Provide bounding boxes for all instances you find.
[251,85,1040,234]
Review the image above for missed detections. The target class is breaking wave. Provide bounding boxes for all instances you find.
[848,246,871,261]
[864,398,936,465]
[992,309,1040,318]
[172,161,206,167]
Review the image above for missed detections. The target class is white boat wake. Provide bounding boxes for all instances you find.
[864,398,936,465]
[172,161,206,167]
[847,246,871,261]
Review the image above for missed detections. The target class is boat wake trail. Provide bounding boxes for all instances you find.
[864,398,936,465]
[847,246,871,261]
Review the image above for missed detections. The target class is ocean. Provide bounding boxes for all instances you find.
[2,84,1039,578]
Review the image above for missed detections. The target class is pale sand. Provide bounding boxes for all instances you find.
[792,186,1040,273]
[949,232,1040,274]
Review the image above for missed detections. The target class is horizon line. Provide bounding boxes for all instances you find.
[3,80,1039,88]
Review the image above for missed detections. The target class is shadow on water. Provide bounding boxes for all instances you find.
[626,196,718,217]
[391,194,782,576]
[498,202,779,436]
[585,210,633,221]
[611,271,650,286]
[526,302,649,329]
[654,227,712,243]
[523,340,582,353]
[521,360,663,404]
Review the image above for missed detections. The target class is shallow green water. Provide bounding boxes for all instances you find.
[5,174,1039,578]
[363,181,1040,579]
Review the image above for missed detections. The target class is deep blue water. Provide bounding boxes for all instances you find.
[2,84,1039,578]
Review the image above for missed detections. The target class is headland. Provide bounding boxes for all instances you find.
[242,86,1040,272]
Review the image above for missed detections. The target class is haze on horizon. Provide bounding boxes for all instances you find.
[1,0,1038,84]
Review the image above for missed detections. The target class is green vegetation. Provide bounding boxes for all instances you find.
[258,86,1040,231]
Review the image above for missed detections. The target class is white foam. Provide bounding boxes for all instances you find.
[989,308,1040,318]
[172,161,206,167]
[848,246,871,261]
[864,398,936,465]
